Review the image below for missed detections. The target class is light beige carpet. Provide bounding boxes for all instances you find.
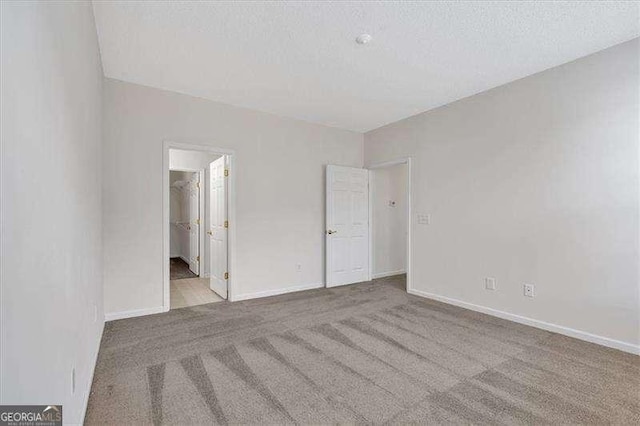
[86,275,639,424]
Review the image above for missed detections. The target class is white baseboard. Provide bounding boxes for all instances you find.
[407,288,639,356]
[105,306,165,321]
[80,319,104,424]
[373,270,406,279]
[232,282,324,302]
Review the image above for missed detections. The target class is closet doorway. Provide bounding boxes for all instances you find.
[169,170,202,279]
[164,144,235,310]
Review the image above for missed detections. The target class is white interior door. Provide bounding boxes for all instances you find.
[208,156,228,299]
[188,174,200,275]
[326,165,369,287]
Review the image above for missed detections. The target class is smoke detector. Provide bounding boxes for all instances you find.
[355,34,372,45]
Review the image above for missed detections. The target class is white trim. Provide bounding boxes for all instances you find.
[164,141,237,312]
[372,270,406,279]
[367,157,412,293]
[79,320,104,424]
[408,288,640,355]
[367,169,373,282]
[198,169,205,277]
[105,306,165,322]
[233,283,324,302]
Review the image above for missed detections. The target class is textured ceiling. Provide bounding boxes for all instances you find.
[93,1,639,132]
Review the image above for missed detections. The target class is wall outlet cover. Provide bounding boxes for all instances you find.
[524,283,535,298]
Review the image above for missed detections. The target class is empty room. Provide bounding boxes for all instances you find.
[1,1,638,425]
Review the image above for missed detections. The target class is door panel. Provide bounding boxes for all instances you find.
[209,156,228,299]
[188,174,199,275]
[326,165,369,287]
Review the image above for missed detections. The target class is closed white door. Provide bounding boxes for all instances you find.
[208,156,228,299]
[326,165,369,287]
[188,174,200,275]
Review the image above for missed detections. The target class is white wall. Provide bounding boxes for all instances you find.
[372,164,407,278]
[103,78,363,314]
[1,1,104,423]
[365,39,640,351]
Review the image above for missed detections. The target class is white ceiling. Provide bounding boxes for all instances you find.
[93,1,639,132]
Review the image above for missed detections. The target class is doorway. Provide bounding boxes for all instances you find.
[163,143,236,311]
[169,167,217,308]
[325,159,412,291]
[169,170,200,279]
[369,161,408,286]
[368,158,412,292]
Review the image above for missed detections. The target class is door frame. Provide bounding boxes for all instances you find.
[367,157,412,293]
[163,141,236,311]
[169,168,205,276]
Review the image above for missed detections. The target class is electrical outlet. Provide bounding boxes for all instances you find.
[523,283,535,298]
[417,213,430,225]
[484,277,496,290]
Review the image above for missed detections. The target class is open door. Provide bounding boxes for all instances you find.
[326,165,369,287]
[188,174,200,275]
[208,156,228,299]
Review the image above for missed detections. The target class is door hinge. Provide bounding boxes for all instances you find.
[224,169,229,177]
[224,272,229,280]
[197,256,200,262]
[224,220,228,228]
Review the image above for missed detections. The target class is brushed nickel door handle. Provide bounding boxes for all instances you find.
[327,230,337,234]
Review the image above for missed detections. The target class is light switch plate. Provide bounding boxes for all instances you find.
[417,213,430,225]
